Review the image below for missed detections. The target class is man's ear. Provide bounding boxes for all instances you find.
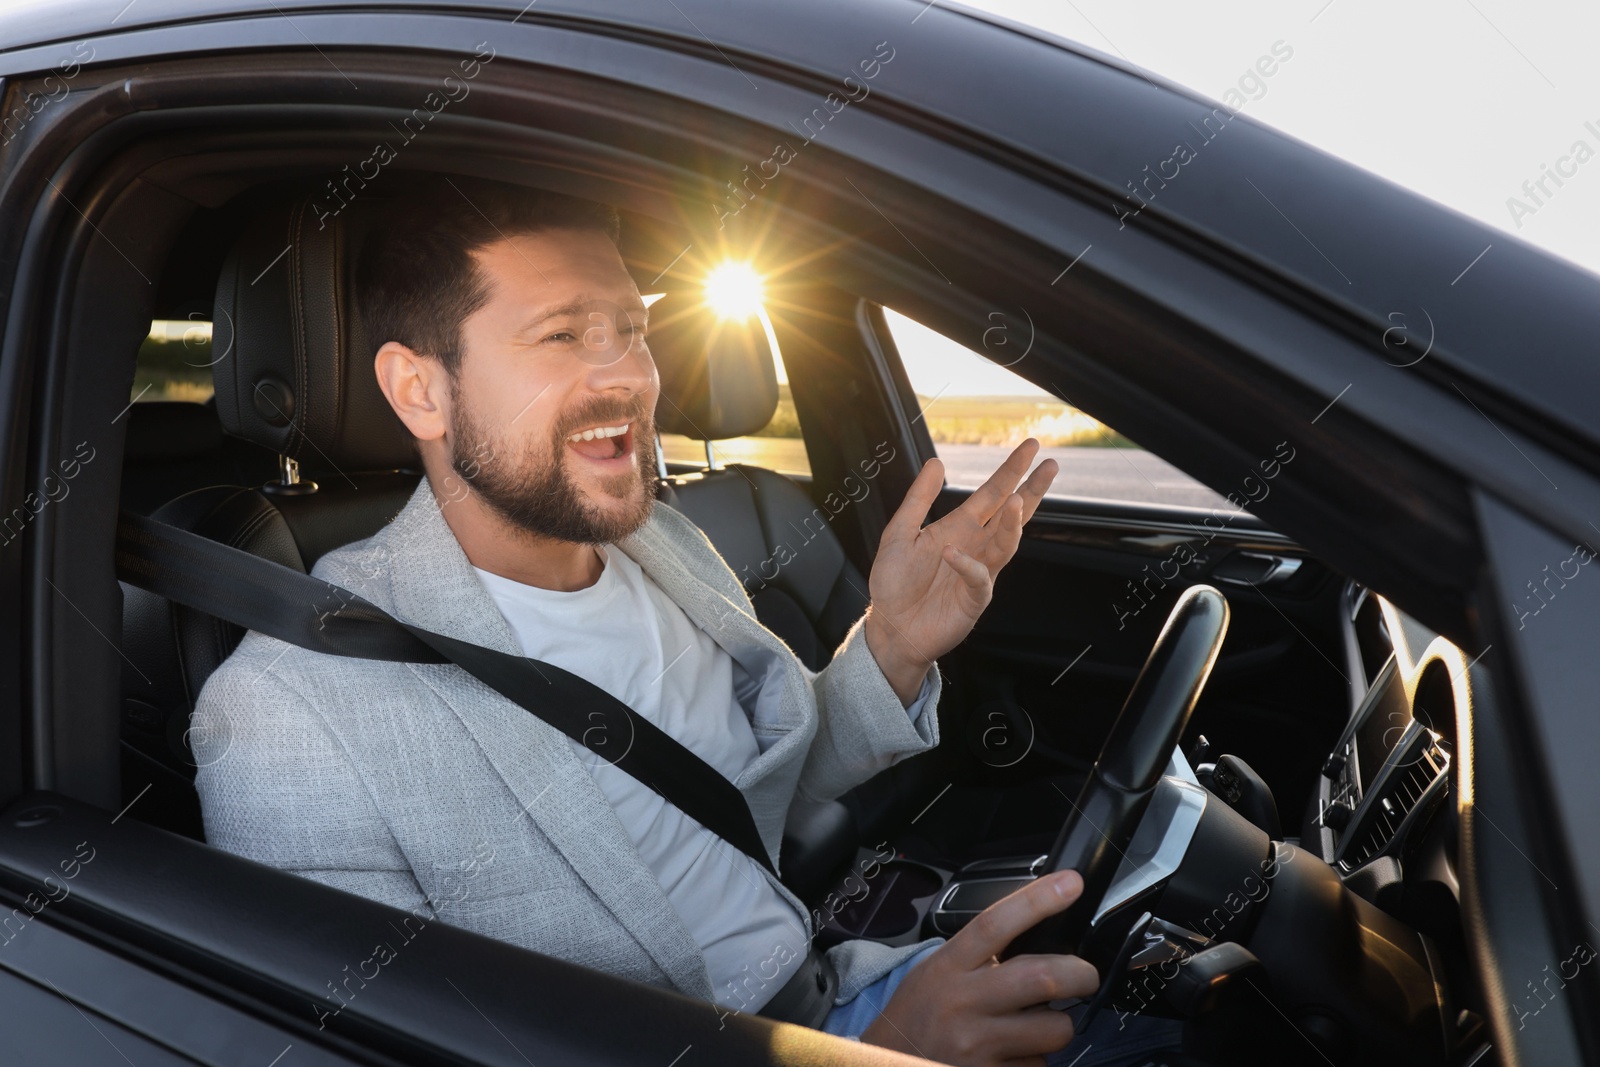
[374,341,449,443]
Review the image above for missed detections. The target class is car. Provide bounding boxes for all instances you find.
[1,1,1597,1064]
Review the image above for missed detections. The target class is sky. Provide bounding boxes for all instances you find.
[893,0,1600,397]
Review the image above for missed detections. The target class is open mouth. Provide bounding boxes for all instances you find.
[565,421,633,464]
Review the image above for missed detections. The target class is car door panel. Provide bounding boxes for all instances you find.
[0,908,359,1067]
[931,486,1349,823]
[0,968,200,1067]
[0,793,821,1067]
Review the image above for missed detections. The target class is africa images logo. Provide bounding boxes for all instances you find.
[714,41,897,229]
[309,41,497,230]
[1504,119,1600,230]
[1112,41,1294,230]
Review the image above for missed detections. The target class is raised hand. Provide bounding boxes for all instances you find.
[864,439,1058,703]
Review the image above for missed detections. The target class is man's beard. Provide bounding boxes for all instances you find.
[448,388,658,546]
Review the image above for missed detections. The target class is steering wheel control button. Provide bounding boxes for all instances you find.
[1212,755,1282,838]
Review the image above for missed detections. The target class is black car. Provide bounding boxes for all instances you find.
[0,2,1597,1065]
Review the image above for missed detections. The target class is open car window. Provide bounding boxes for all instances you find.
[879,306,1230,510]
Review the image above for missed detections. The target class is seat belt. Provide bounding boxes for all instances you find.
[114,510,777,877]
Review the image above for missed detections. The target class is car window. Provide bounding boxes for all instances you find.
[133,318,215,402]
[656,305,811,479]
[880,307,1229,509]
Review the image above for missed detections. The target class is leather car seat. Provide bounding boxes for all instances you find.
[646,292,870,673]
[120,195,422,840]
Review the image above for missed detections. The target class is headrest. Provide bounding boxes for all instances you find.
[211,195,417,472]
[647,292,779,441]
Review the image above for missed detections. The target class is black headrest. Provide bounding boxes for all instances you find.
[211,195,417,472]
[648,292,779,441]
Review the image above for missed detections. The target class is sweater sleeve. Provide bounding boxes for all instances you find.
[795,614,941,803]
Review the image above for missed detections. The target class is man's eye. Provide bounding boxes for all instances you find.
[543,330,578,344]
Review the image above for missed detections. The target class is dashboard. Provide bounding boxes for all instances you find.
[1306,582,1466,904]
[915,578,1480,1064]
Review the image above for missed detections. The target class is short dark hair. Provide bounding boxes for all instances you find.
[357,176,622,378]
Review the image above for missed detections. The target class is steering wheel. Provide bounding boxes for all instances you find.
[1003,583,1230,963]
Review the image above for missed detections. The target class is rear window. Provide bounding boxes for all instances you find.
[133,319,215,403]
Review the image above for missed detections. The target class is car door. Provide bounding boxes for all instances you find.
[3,2,1597,1065]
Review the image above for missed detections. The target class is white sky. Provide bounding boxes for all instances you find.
[892,0,1600,398]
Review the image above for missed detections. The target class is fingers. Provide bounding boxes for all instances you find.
[974,458,1056,571]
[981,457,1055,533]
[957,439,1041,526]
[881,456,945,546]
[1014,457,1058,523]
[980,495,1027,570]
[977,954,1100,1013]
[943,869,1084,970]
[942,543,991,594]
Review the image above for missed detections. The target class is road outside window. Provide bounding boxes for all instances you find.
[882,307,1230,510]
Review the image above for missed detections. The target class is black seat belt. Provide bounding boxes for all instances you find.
[114,510,777,877]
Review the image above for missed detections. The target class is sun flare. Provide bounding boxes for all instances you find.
[703,261,765,320]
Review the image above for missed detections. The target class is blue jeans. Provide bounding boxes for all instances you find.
[823,941,1185,1067]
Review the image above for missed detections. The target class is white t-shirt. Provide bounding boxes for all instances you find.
[474,546,812,1011]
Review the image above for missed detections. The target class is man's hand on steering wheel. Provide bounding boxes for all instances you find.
[865,439,1058,704]
[859,869,1099,1067]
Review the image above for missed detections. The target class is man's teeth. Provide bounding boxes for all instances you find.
[569,423,629,443]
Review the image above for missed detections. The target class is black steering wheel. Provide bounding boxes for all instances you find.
[1003,583,1230,963]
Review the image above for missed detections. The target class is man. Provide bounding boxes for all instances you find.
[193,178,1171,1067]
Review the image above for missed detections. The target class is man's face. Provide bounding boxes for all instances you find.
[445,228,659,545]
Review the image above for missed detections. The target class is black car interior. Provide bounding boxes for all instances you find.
[0,23,1542,1056]
[90,170,1494,1066]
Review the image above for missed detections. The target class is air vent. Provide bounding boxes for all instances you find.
[1341,742,1448,870]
